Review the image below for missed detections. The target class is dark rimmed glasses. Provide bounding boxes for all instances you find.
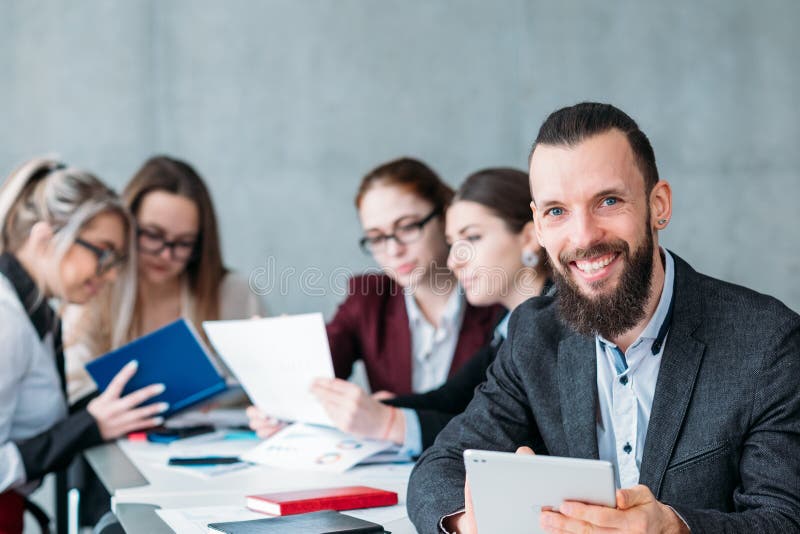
[359,209,439,255]
[75,238,128,276]
[136,227,197,262]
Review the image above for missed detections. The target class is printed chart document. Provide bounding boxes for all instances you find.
[241,423,394,473]
[203,313,334,426]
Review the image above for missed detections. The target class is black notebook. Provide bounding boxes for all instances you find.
[207,510,385,534]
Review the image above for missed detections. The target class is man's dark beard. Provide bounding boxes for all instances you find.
[553,230,654,340]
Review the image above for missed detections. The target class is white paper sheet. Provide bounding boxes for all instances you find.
[241,423,394,473]
[203,313,335,426]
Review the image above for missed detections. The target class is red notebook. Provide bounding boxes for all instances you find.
[245,486,398,516]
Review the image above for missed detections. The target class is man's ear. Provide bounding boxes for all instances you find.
[650,180,673,231]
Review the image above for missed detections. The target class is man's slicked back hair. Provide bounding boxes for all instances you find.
[530,102,659,194]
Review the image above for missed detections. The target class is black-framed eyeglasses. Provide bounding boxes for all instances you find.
[136,227,198,261]
[359,209,440,255]
[75,238,128,276]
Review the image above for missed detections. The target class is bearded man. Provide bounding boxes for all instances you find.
[407,102,800,534]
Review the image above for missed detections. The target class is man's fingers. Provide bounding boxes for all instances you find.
[104,360,139,398]
[515,446,535,455]
[540,511,615,534]
[372,390,396,401]
[616,485,654,510]
[559,501,621,528]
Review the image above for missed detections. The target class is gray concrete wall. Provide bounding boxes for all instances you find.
[2,0,798,316]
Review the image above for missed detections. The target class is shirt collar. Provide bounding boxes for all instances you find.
[598,248,675,355]
[0,252,57,340]
[494,311,511,341]
[404,286,465,331]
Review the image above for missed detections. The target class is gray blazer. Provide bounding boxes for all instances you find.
[407,253,800,533]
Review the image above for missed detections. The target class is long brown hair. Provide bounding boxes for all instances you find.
[124,156,227,333]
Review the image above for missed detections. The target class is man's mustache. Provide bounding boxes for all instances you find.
[559,240,629,265]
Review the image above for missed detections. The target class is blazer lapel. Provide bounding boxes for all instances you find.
[449,303,500,374]
[638,254,706,496]
[385,290,413,394]
[558,333,600,459]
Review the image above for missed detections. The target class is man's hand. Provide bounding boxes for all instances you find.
[540,484,689,534]
[445,446,535,533]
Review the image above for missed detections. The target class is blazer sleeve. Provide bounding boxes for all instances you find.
[669,316,800,533]
[13,408,103,482]
[326,287,365,380]
[385,342,499,450]
[406,311,544,532]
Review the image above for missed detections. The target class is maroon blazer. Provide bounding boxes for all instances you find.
[326,273,502,396]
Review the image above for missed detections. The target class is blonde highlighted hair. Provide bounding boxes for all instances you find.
[0,157,136,347]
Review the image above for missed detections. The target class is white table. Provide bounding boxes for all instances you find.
[84,438,418,533]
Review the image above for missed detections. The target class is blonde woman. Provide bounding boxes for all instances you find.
[0,159,164,532]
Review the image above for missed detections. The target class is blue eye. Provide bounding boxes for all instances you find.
[548,207,564,217]
[602,198,618,206]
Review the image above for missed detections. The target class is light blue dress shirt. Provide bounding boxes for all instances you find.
[596,249,675,488]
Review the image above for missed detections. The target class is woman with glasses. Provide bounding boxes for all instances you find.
[0,158,165,532]
[251,168,551,455]
[65,156,266,401]
[327,157,499,395]
[247,158,500,439]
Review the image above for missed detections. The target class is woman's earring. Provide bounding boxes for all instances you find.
[521,250,539,268]
[657,218,668,226]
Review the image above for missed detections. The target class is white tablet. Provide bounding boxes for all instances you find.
[464,449,616,534]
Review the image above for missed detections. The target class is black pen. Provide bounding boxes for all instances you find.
[167,456,242,466]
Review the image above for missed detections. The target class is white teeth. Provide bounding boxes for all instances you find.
[575,255,614,273]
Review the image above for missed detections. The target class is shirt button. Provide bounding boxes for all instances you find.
[623,442,632,454]
[619,375,629,386]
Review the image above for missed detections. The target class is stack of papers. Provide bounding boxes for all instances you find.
[242,423,395,473]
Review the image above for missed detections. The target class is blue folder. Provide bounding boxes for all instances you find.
[85,319,227,418]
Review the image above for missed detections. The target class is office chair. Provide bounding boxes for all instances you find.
[24,498,51,534]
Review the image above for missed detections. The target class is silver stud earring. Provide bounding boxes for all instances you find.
[521,250,539,268]
[658,219,668,225]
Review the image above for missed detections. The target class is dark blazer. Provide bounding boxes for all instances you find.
[407,253,800,533]
[385,338,502,450]
[327,273,501,395]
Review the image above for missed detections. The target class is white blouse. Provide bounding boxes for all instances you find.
[0,274,67,494]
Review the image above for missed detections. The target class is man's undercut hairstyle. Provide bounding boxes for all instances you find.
[530,102,659,194]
